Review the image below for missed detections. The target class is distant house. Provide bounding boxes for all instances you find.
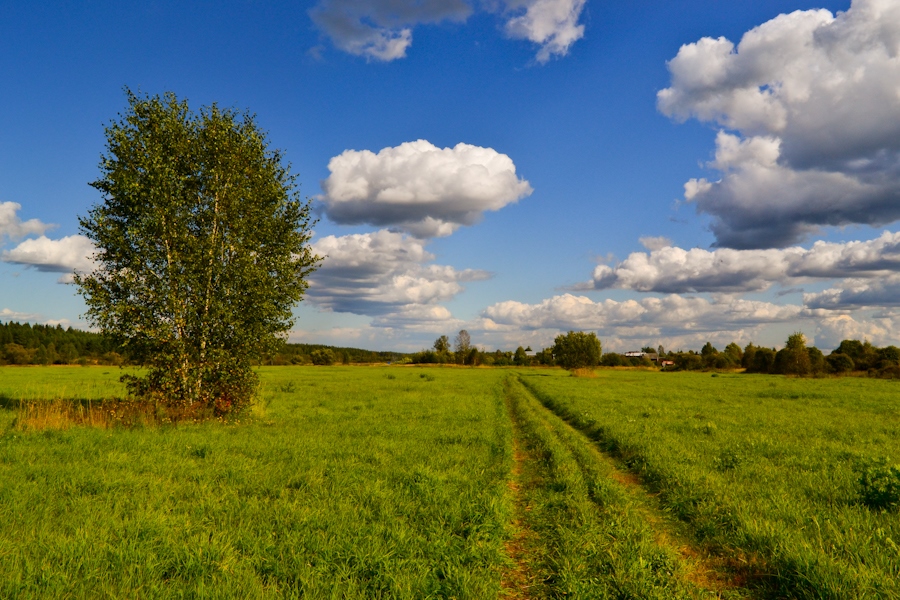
[624,351,659,362]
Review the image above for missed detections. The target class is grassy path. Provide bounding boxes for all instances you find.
[519,370,900,598]
[502,374,750,599]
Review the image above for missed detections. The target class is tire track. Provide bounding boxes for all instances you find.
[508,374,755,599]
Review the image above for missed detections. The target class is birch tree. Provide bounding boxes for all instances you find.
[76,90,319,415]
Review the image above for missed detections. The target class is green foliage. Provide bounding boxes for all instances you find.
[827,352,855,373]
[0,322,120,365]
[774,332,812,376]
[76,90,319,415]
[600,352,624,366]
[513,346,528,366]
[433,335,450,354]
[858,459,900,511]
[552,330,602,370]
[309,348,336,365]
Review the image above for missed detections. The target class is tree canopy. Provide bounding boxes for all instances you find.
[552,331,602,370]
[76,90,319,415]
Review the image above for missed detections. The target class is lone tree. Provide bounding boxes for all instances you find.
[76,90,320,415]
[552,331,602,370]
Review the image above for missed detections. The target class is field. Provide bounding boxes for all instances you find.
[0,366,898,598]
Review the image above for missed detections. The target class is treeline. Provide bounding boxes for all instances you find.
[663,334,900,377]
[263,344,407,365]
[0,321,406,367]
[0,321,123,365]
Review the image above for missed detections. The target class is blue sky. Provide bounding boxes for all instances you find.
[3,0,900,352]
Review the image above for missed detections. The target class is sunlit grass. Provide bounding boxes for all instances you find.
[0,366,513,598]
[521,369,900,597]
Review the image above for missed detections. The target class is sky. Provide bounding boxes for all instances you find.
[2,0,900,353]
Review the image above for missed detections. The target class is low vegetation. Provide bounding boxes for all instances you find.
[0,367,513,598]
[1,364,899,597]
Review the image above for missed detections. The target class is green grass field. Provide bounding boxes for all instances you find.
[0,366,899,598]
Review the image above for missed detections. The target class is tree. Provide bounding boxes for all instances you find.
[827,352,854,374]
[774,332,811,376]
[552,331,602,370]
[514,346,528,366]
[723,342,743,365]
[433,335,450,354]
[454,330,471,361]
[76,90,319,415]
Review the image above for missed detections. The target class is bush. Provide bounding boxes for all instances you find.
[859,460,900,511]
[827,352,854,374]
[310,349,336,366]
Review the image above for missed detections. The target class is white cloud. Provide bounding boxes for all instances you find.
[1,234,97,283]
[320,140,532,237]
[638,236,672,251]
[590,231,900,293]
[307,229,489,318]
[813,313,895,349]
[503,0,587,62]
[658,0,900,248]
[309,0,471,61]
[0,308,40,322]
[0,202,53,242]
[804,274,900,310]
[309,0,587,62]
[482,292,802,335]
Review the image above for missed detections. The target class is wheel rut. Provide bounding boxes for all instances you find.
[506,374,757,599]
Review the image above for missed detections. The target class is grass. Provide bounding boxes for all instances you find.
[1,365,899,598]
[0,366,514,598]
[519,369,900,598]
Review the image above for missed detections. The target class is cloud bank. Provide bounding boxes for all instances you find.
[589,231,900,293]
[307,229,488,323]
[320,140,532,237]
[483,293,802,333]
[659,0,900,248]
[309,0,588,62]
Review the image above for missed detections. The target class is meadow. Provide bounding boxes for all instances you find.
[0,366,898,599]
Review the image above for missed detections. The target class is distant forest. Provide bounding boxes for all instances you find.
[0,321,406,366]
[2,320,897,377]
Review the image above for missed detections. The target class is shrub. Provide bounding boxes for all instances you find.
[859,460,900,511]
[310,349,336,365]
[827,352,854,374]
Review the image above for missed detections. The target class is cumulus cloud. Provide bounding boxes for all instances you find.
[309,0,588,62]
[0,202,53,242]
[658,0,900,248]
[320,140,532,237]
[482,293,802,336]
[590,230,900,293]
[307,229,489,319]
[2,234,97,283]
[639,236,672,251]
[814,313,895,349]
[503,0,587,62]
[309,0,471,61]
[804,275,900,310]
